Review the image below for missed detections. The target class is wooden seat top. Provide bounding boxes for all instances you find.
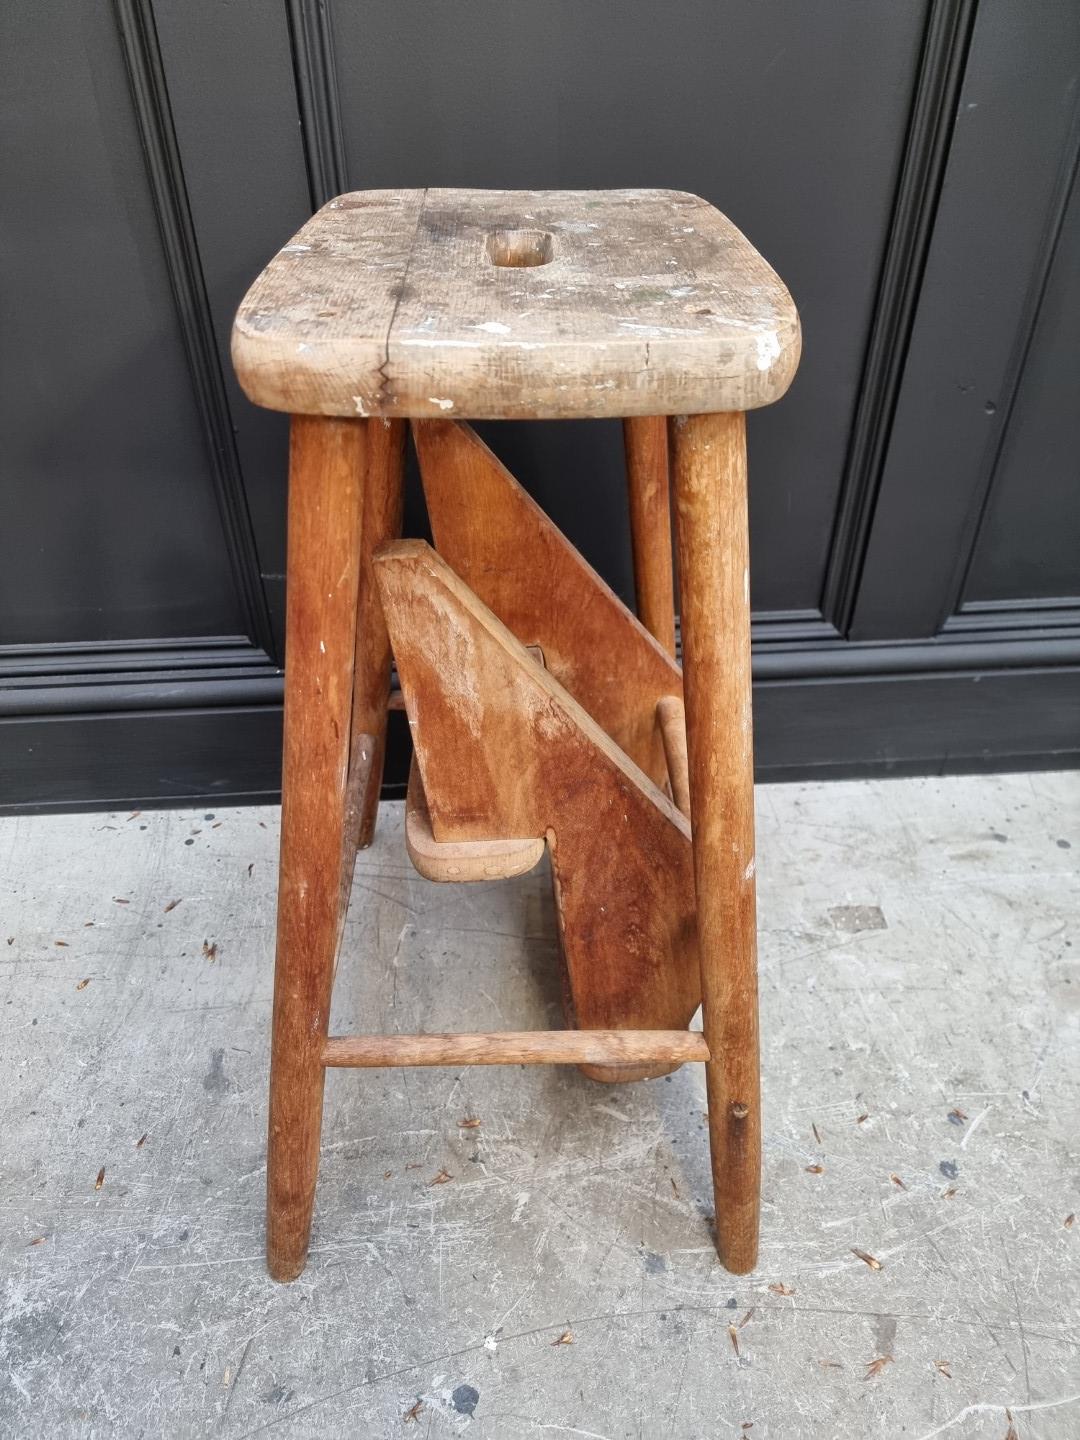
[232,188,800,421]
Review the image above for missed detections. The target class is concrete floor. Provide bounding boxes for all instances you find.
[1,772,1078,1439]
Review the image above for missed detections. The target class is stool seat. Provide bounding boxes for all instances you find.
[231,188,800,421]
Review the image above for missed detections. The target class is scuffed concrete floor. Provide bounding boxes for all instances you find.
[1,772,1078,1439]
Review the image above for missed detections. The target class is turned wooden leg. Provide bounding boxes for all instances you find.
[670,411,760,1274]
[354,419,407,849]
[623,415,676,657]
[267,415,366,1282]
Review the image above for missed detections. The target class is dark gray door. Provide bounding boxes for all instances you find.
[1,0,1077,810]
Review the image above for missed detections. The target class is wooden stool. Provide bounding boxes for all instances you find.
[232,188,800,1282]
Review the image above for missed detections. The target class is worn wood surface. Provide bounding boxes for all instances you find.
[232,189,800,420]
[323,1030,710,1069]
[657,695,691,819]
[337,731,374,970]
[623,416,677,655]
[414,419,680,787]
[405,757,544,883]
[375,540,701,1082]
[671,411,760,1275]
[352,417,406,850]
[267,415,366,1283]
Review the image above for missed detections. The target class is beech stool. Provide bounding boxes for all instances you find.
[232,188,800,1282]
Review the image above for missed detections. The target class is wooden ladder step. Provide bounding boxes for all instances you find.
[405,757,545,882]
[322,1030,710,1068]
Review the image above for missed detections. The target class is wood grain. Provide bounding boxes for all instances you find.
[623,416,676,656]
[323,1030,709,1068]
[375,539,701,1082]
[267,415,366,1283]
[352,417,406,850]
[232,188,800,419]
[413,418,680,787]
[656,695,691,818]
[337,730,374,969]
[670,410,760,1275]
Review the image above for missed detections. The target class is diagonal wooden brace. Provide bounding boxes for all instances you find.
[413,419,681,788]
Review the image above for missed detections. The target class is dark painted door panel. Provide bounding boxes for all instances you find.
[2,3,244,646]
[332,0,929,620]
[852,0,1080,642]
[961,172,1080,608]
[0,0,1076,809]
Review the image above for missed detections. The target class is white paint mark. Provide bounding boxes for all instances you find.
[618,321,690,338]
[352,395,369,416]
[914,1393,1080,1440]
[406,336,542,352]
[755,330,782,370]
[593,1102,631,1123]
[471,321,512,334]
[319,640,326,654]
[427,397,455,411]
[959,1104,991,1149]
[744,857,756,881]
[296,343,311,353]
[492,1277,537,1334]
[535,1426,614,1440]
[511,1192,530,1224]
[282,243,312,253]
[8,1371,31,1403]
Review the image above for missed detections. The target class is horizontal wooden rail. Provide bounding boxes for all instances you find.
[322,1029,709,1068]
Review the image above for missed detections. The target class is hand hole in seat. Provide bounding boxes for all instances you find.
[486,229,555,268]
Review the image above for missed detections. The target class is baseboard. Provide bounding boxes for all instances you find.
[754,666,1080,780]
[1,654,1076,813]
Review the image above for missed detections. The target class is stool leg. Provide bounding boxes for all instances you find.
[623,416,677,657]
[354,419,407,849]
[267,415,366,1282]
[669,411,760,1274]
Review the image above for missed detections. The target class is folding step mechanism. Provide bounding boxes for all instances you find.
[355,419,703,1083]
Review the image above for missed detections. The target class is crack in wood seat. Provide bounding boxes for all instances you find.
[231,187,800,420]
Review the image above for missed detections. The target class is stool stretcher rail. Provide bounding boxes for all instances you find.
[322,1030,710,1068]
